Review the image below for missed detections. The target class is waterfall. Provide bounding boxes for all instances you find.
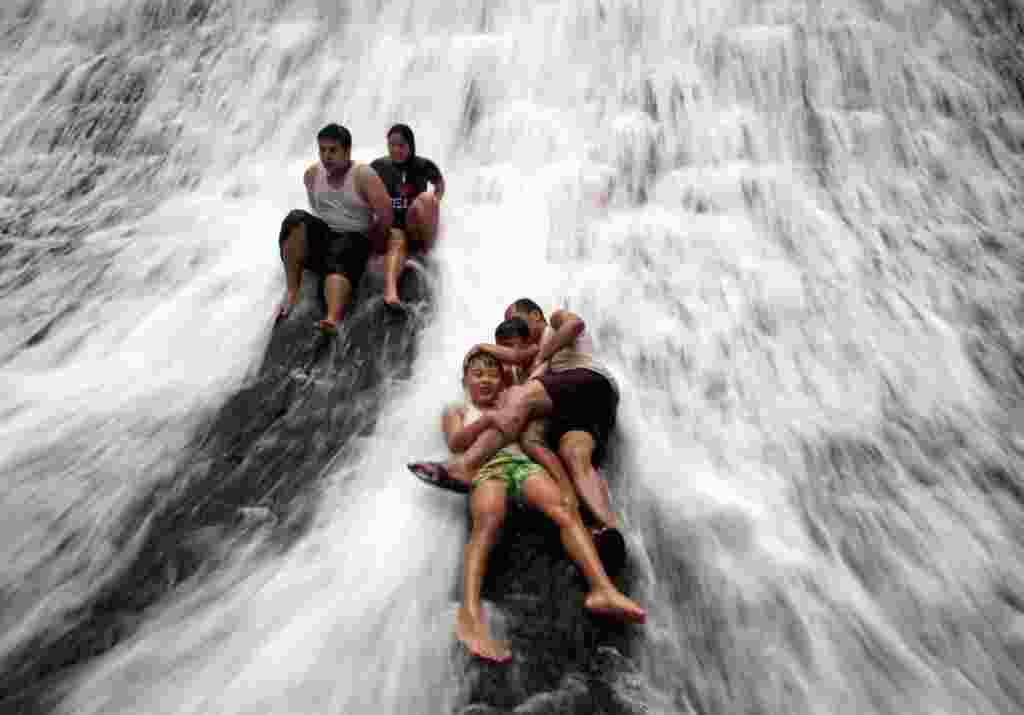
[2,0,1024,713]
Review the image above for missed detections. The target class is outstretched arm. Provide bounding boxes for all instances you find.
[471,342,538,367]
[530,309,585,371]
[443,405,497,453]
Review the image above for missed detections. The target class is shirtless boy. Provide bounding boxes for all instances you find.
[437,348,645,661]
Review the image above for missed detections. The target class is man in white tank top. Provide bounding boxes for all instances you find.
[276,123,393,334]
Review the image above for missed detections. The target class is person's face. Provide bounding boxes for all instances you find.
[506,308,545,344]
[319,139,349,171]
[464,360,502,406]
[388,132,411,163]
[495,335,527,384]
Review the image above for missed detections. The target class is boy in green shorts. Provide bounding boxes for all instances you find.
[428,348,645,663]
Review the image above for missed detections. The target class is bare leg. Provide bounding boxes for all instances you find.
[458,480,512,661]
[407,193,439,251]
[521,423,576,510]
[282,224,307,311]
[521,473,645,623]
[559,431,617,529]
[322,272,353,328]
[383,228,408,307]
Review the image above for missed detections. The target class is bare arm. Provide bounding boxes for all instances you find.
[533,309,586,366]
[443,404,496,453]
[357,164,394,237]
[303,163,318,210]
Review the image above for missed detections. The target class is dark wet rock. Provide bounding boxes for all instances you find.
[454,497,648,714]
[0,262,435,713]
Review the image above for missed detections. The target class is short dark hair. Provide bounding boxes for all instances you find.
[317,123,352,148]
[494,317,530,341]
[463,348,500,375]
[508,298,544,321]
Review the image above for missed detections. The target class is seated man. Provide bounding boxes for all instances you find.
[277,123,393,334]
[370,124,444,309]
[411,299,623,544]
[431,348,645,662]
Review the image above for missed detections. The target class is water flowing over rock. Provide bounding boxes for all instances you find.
[2,1,1024,714]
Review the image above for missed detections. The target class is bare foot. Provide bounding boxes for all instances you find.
[584,588,646,624]
[317,319,338,336]
[456,606,511,662]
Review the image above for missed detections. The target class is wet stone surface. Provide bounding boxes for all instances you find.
[0,263,435,713]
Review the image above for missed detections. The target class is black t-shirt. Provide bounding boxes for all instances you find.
[370,156,443,227]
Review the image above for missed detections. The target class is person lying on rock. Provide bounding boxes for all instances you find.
[276,123,393,335]
[435,348,645,662]
[370,123,444,310]
[411,299,627,564]
[487,314,627,573]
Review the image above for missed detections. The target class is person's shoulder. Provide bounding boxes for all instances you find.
[303,162,320,184]
[369,156,391,172]
[415,156,442,175]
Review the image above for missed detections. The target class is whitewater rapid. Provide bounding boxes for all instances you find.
[2,0,1024,713]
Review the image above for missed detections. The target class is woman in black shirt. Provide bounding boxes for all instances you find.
[370,124,445,308]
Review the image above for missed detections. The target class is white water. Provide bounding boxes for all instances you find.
[2,0,1024,713]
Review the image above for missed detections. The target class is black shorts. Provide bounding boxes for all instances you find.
[278,209,370,287]
[538,368,619,465]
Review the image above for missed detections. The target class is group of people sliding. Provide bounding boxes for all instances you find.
[276,124,644,663]
[409,300,646,662]
[275,122,444,333]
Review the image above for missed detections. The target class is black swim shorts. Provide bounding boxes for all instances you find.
[537,368,619,465]
[278,209,370,288]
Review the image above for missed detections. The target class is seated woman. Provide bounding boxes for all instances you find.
[423,348,645,662]
[370,124,444,309]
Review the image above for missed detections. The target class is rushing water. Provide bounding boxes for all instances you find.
[2,0,1024,713]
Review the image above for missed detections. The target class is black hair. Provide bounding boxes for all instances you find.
[387,123,416,162]
[317,123,352,148]
[494,317,530,341]
[463,348,501,374]
[509,298,545,321]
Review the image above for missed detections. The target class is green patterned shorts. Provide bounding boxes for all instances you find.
[472,449,545,501]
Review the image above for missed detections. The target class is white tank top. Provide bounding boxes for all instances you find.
[307,163,373,233]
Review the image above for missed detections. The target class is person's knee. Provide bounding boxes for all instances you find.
[408,195,438,233]
[281,210,307,238]
[559,433,596,466]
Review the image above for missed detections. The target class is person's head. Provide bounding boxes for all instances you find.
[494,317,530,385]
[462,348,503,407]
[387,123,416,164]
[317,123,352,171]
[504,298,546,344]
[494,317,530,350]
